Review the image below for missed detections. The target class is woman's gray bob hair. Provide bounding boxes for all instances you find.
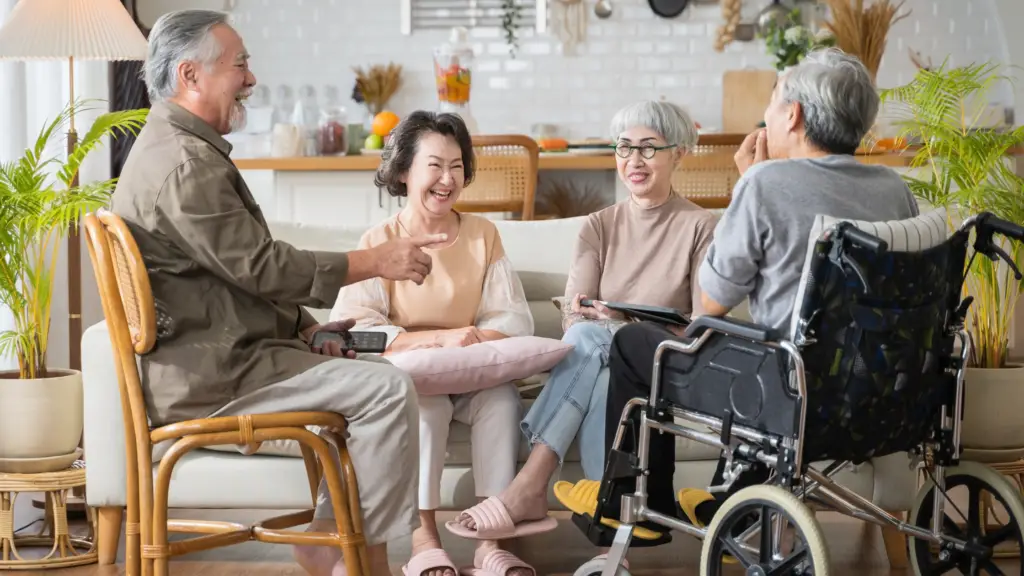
[609,100,699,152]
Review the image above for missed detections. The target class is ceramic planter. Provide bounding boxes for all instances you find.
[960,364,1024,463]
[0,369,84,471]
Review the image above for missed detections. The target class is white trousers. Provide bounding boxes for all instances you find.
[417,382,522,510]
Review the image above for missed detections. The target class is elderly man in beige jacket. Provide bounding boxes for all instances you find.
[111,9,441,576]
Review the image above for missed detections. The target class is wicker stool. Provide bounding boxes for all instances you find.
[0,463,98,570]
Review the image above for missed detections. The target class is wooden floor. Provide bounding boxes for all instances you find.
[9,508,1022,575]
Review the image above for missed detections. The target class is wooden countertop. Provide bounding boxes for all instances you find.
[234,150,914,171]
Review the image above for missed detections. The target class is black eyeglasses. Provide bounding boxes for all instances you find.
[612,142,678,159]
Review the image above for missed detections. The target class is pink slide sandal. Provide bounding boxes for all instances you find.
[459,549,536,576]
[445,496,558,540]
[403,548,458,576]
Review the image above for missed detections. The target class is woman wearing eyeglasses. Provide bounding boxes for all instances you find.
[448,100,718,547]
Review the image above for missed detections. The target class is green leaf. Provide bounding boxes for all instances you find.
[0,99,148,378]
[884,60,1024,367]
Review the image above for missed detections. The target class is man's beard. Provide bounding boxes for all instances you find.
[228,102,247,133]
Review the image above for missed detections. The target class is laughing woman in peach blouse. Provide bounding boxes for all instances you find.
[330,111,540,576]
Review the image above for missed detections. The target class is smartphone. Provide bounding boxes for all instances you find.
[311,330,388,354]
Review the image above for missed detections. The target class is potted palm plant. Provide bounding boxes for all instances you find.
[0,100,147,471]
[881,61,1024,459]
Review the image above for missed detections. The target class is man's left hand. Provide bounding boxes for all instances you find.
[734,129,768,176]
[309,319,357,359]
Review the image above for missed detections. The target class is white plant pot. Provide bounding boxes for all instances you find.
[0,369,84,468]
[960,364,1024,463]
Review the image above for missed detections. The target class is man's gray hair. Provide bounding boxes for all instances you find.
[143,10,229,102]
[780,47,879,154]
[609,100,699,152]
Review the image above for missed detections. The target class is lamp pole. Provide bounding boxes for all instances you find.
[68,55,81,371]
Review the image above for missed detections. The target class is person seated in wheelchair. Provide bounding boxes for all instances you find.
[556,47,921,540]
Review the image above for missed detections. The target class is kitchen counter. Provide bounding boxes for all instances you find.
[233,149,915,171]
[232,132,918,171]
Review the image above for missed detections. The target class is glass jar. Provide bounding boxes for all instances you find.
[434,27,473,108]
[318,107,348,156]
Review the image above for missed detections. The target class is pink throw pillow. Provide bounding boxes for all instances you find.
[386,336,574,396]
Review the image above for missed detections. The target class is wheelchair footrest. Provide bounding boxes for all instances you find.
[570,512,672,548]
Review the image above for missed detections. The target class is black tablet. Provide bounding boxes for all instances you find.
[580,299,691,326]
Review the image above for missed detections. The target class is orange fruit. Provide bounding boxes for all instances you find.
[372,111,400,137]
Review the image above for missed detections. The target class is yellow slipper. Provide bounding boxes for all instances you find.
[677,488,715,527]
[553,480,664,541]
[677,488,737,565]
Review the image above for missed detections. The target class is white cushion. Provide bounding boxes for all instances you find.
[789,208,949,338]
[492,217,587,275]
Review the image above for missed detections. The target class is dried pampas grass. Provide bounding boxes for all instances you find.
[353,62,403,114]
[822,0,910,81]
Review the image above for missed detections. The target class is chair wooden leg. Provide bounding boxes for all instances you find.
[97,506,124,565]
[882,510,909,569]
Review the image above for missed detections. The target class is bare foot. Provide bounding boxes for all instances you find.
[409,525,456,576]
[294,544,345,576]
[474,541,534,576]
[457,481,549,531]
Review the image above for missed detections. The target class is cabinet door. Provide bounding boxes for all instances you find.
[272,171,393,228]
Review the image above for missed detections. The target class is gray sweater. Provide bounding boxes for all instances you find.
[698,155,919,334]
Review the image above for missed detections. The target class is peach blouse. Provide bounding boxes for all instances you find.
[330,213,533,345]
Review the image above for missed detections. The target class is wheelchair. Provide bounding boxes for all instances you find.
[567,210,1024,575]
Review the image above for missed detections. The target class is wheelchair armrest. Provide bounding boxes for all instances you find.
[683,315,778,343]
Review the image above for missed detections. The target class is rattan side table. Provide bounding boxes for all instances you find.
[0,464,98,570]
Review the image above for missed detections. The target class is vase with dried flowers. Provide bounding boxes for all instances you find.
[820,0,910,83]
[351,62,403,119]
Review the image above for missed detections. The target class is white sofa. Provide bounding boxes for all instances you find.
[82,216,918,552]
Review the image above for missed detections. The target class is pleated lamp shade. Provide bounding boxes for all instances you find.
[0,0,148,61]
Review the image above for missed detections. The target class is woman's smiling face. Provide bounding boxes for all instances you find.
[615,125,679,200]
[403,131,466,217]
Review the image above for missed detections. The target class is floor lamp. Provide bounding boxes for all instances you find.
[0,0,148,371]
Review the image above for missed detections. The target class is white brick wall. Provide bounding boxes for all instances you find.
[228,0,1012,139]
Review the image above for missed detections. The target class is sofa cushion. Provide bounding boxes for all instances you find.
[388,336,574,396]
[518,270,570,303]
[530,301,562,340]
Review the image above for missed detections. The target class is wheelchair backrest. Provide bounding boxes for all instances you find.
[789,208,951,340]
[788,208,972,462]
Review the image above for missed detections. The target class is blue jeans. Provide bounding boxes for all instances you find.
[521,322,612,480]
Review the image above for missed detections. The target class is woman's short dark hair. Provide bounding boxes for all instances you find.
[374,110,476,197]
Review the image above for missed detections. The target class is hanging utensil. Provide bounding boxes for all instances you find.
[594,0,612,19]
[756,0,791,35]
[648,0,690,19]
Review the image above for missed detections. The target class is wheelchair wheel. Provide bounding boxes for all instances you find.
[699,485,830,575]
[908,460,1024,575]
[572,555,631,576]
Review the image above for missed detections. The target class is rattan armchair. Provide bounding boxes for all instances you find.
[83,210,368,576]
[672,134,744,209]
[456,134,539,220]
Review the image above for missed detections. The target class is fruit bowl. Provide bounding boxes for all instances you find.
[360,149,383,156]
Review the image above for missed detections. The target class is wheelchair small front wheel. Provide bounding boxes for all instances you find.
[699,485,830,576]
[572,556,631,576]
[908,460,1024,576]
